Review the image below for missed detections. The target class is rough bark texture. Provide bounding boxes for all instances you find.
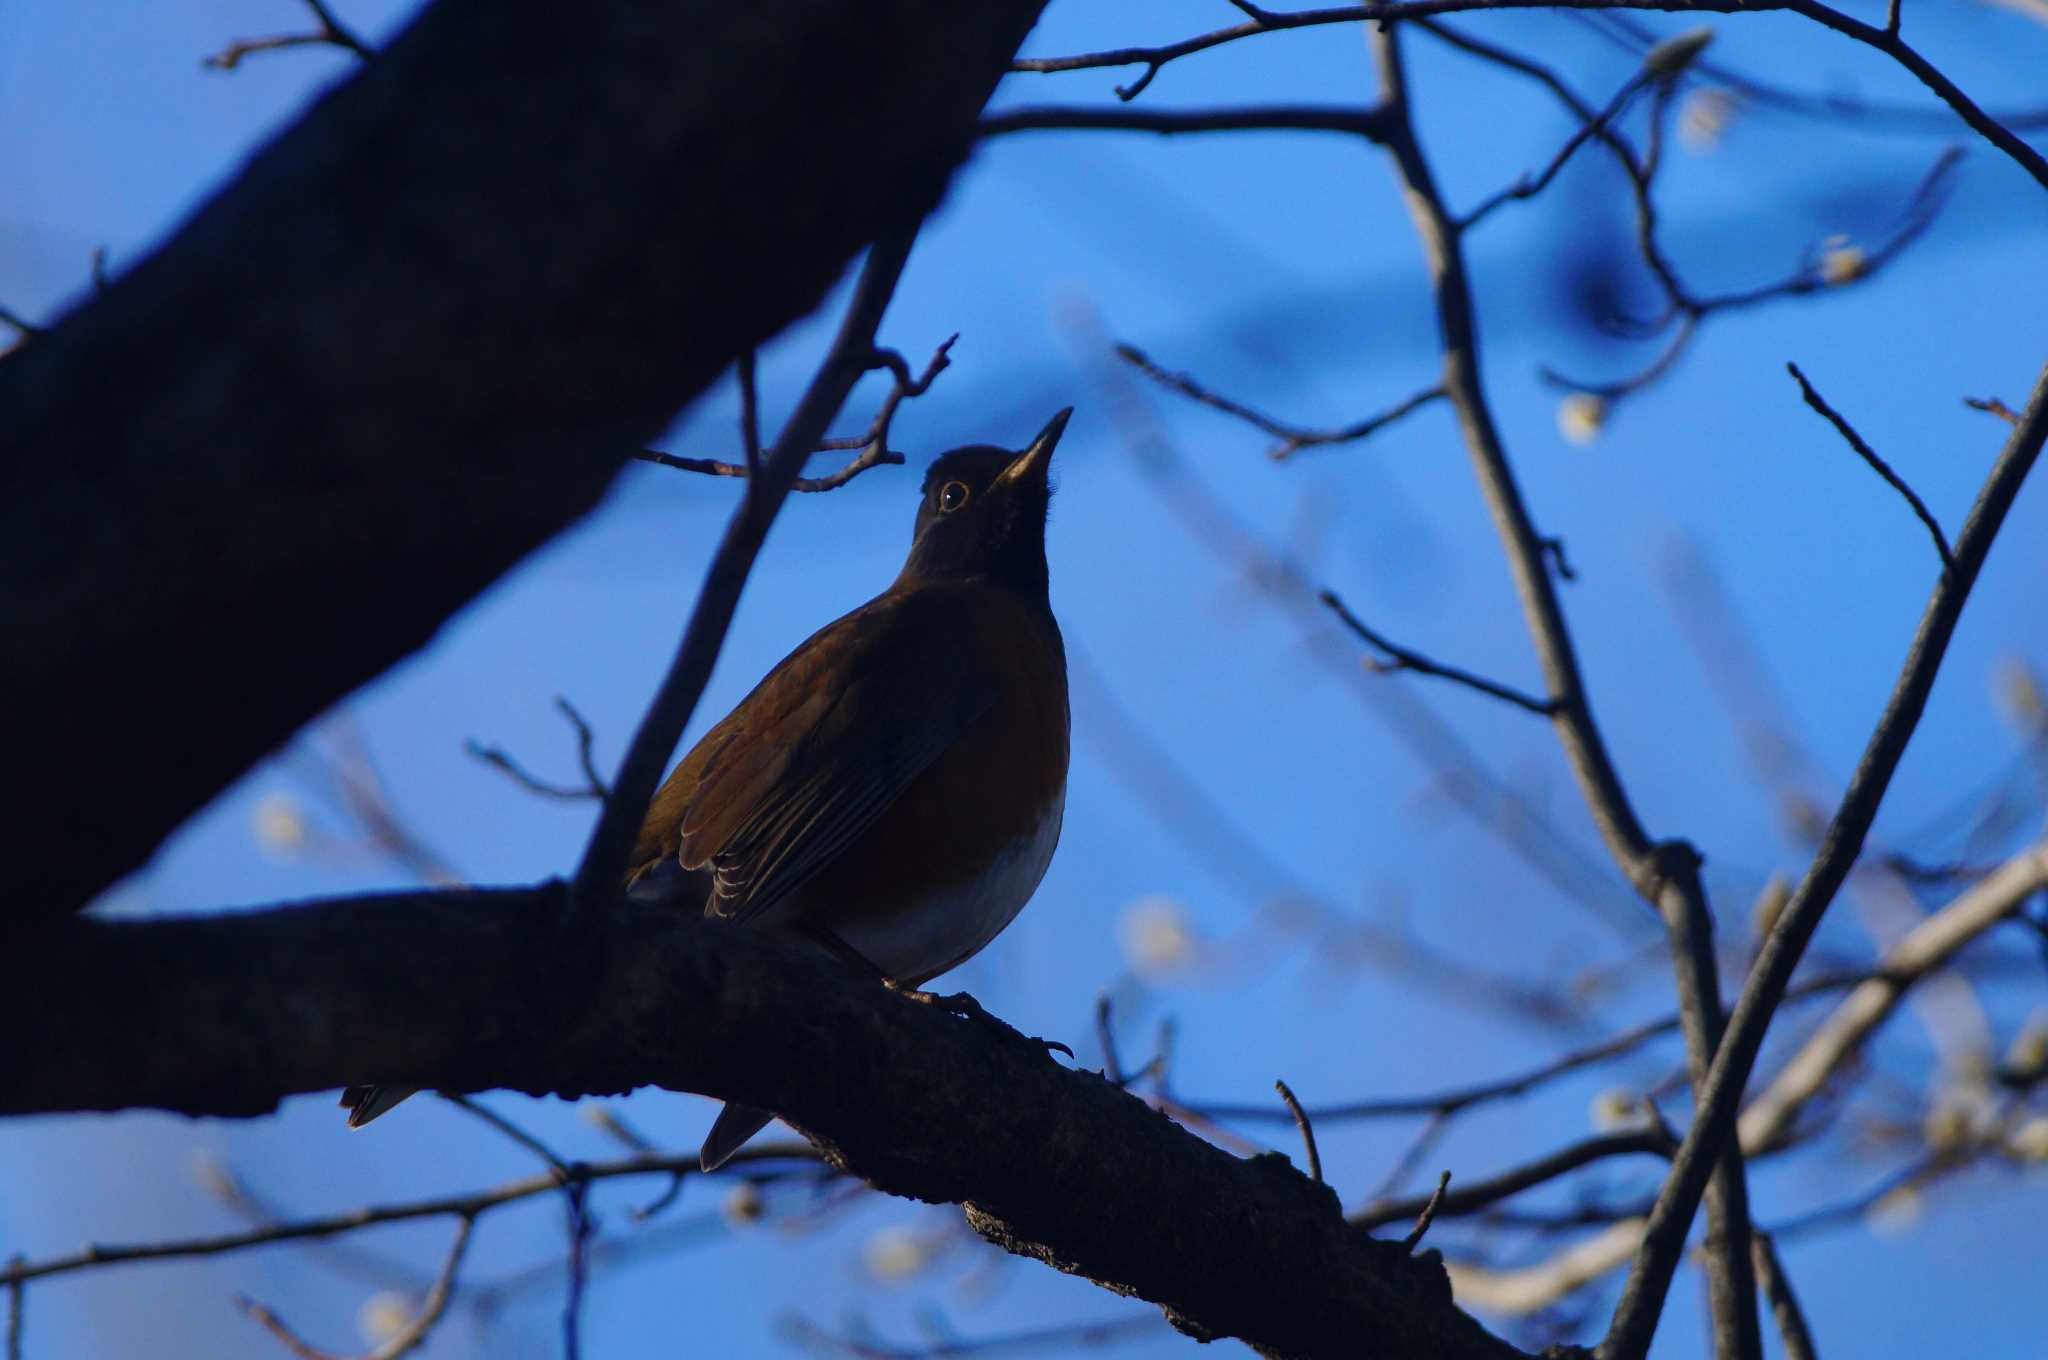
[3,891,1532,1360]
[0,0,1045,923]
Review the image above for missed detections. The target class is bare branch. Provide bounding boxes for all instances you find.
[1179,969,1866,1126]
[1356,1131,1674,1232]
[1401,1172,1454,1252]
[1966,395,2021,424]
[235,1215,471,1360]
[981,103,1390,138]
[1750,1234,1819,1360]
[1115,342,1443,459]
[204,0,372,70]
[5,1255,20,1360]
[467,697,608,801]
[1788,362,1954,569]
[1461,65,1657,228]
[2,1143,819,1290]
[1320,589,1558,716]
[635,335,951,493]
[3,895,1533,1358]
[1273,1079,1323,1183]
[1738,843,2048,1152]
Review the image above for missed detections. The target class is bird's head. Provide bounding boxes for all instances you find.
[898,407,1071,597]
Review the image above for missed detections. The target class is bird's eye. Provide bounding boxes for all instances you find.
[937,480,971,513]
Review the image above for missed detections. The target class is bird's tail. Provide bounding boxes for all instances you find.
[699,1103,775,1171]
[340,1084,418,1128]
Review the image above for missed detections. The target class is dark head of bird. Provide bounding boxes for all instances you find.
[898,408,1071,598]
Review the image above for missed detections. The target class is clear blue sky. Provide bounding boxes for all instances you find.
[3,2,2044,1356]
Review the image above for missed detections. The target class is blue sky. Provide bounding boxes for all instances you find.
[3,2,2044,1356]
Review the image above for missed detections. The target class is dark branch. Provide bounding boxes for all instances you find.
[634,336,952,493]
[1274,1079,1323,1184]
[0,892,1532,1360]
[1750,1234,1819,1360]
[1320,589,1558,716]
[1354,1131,1675,1232]
[1400,1173,1454,1252]
[1175,970,1865,1126]
[1788,361,1954,568]
[980,104,1391,138]
[1116,342,1443,459]
[467,697,608,802]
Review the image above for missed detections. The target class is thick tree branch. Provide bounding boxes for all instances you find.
[0,0,1047,924]
[1,893,1530,1360]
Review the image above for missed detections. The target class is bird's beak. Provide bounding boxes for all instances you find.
[996,407,1072,489]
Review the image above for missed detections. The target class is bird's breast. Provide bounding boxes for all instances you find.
[825,787,1064,987]
[785,590,1069,984]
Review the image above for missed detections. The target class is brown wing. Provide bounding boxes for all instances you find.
[626,589,999,926]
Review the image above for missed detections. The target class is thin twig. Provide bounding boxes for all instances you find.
[1370,1112,1451,1203]
[1966,395,2020,425]
[437,1093,593,1355]
[204,0,371,69]
[1750,1234,1819,1360]
[1400,1172,1454,1251]
[635,335,950,493]
[563,1184,591,1360]
[1273,1079,1322,1183]
[738,350,762,475]
[1116,342,1442,459]
[5,1256,21,1360]
[441,1094,573,1175]
[2,1145,823,1288]
[1461,68,1653,228]
[1787,362,1953,569]
[235,1215,471,1360]
[1178,969,1866,1126]
[574,222,925,907]
[981,104,1390,139]
[1359,1131,1672,1233]
[467,696,608,801]
[1320,589,1557,715]
[1095,995,1127,1085]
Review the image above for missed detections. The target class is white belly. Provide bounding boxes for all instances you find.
[835,790,1064,986]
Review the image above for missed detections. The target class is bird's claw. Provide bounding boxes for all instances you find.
[884,981,1073,1061]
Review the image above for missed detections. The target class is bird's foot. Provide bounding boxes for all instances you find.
[884,981,1074,1061]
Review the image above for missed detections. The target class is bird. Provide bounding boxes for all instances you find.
[342,408,1074,1170]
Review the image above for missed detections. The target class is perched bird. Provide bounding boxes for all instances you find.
[343,409,1074,1170]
